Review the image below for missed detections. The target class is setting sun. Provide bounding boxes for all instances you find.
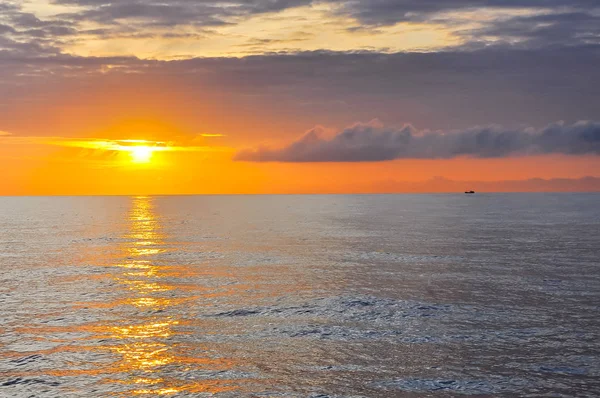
[129,146,154,163]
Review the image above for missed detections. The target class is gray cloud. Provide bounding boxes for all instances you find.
[462,11,600,48]
[334,0,600,49]
[334,0,600,25]
[1,46,599,134]
[235,120,600,162]
[0,0,599,57]
[45,0,600,26]
[53,0,313,28]
[0,0,320,58]
[2,1,599,145]
[0,3,77,59]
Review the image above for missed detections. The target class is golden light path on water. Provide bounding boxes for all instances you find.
[1,195,318,396]
[0,196,249,395]
[105,196,237,395]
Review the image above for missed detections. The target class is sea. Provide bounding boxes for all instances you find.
[0,194,599,397]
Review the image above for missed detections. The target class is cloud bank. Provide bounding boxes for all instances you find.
[235,120,600,162]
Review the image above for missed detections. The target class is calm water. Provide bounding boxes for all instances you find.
[1,194,599,397]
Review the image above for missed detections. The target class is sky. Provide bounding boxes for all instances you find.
[1,0,599,194]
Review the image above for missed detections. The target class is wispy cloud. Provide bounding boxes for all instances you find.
[199,134,226,138]
[48,137,232,153]
[0,135,232,153]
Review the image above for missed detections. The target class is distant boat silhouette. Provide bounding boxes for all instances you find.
[465,190,475,194]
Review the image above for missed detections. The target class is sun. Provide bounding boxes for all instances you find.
[129,146,154,163]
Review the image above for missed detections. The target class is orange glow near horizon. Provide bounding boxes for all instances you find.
[2,119,600,195]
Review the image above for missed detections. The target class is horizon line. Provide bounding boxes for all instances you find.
[2,191,600,197]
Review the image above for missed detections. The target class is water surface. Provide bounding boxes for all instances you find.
[1,194,599,397]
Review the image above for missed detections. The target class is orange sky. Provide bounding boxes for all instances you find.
[2,88,600,195]
[1,83,599,194]
[2,127,599,195]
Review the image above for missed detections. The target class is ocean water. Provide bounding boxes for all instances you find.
[0,194,599,397]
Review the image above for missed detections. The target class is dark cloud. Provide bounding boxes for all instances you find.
[156,47,599,128]
[0,0,320,54]
[53,0,313,28]
[0,24,16,34]
[0,3,77,59]
[235,120,600,162]
[335,0,600,25]
[332,0,600,49]
[0,0,598,55]
[463,11,600,48]
[0,46,599,133]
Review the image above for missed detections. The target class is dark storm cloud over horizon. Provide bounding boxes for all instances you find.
[235,121,600,162]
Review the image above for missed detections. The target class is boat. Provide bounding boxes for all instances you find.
[464,190,475,194]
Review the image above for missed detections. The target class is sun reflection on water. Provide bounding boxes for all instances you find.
[103,196,237,395]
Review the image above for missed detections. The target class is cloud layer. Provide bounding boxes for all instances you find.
[1,1,599,154]
[1,0,599,61]
[235,120,600,162]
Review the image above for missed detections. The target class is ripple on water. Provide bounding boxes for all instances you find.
[1,194,599,397]
[372,377,530,395]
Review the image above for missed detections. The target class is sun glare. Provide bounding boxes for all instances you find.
[129,146,154,163]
